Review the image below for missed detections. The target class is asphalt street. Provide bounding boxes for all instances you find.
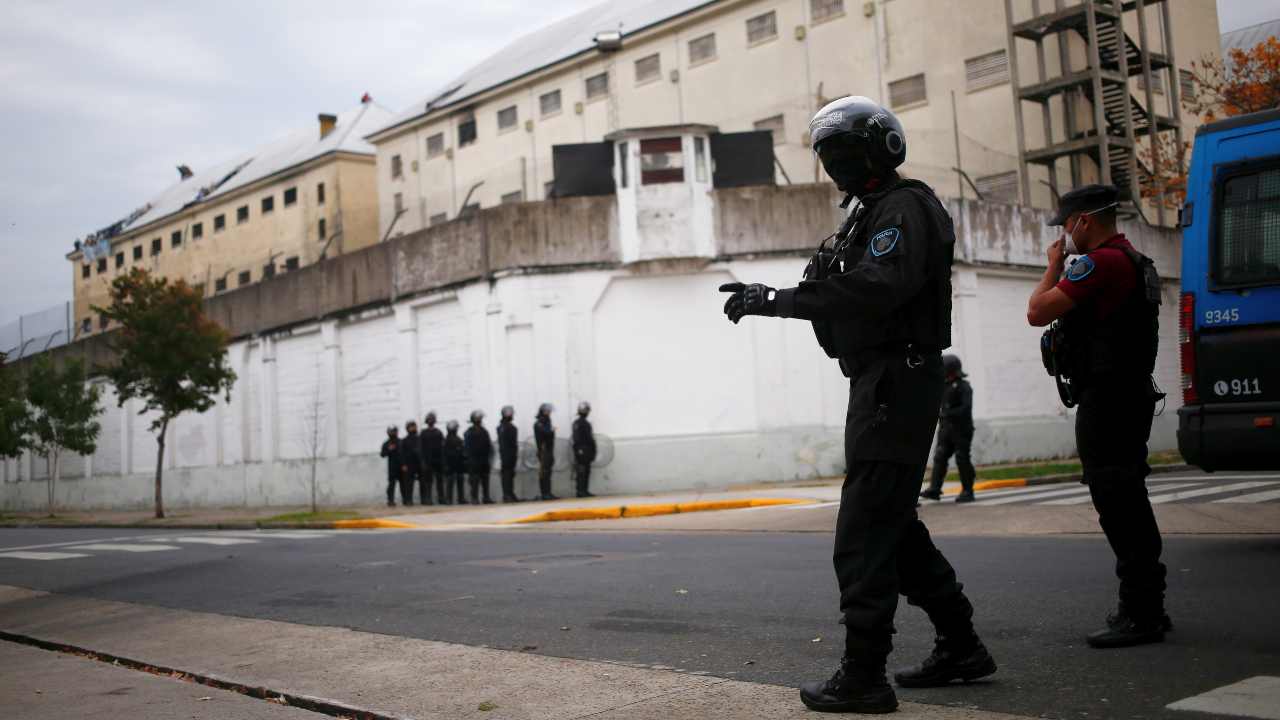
[1,524,1276,719]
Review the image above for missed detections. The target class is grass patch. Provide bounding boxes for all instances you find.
[943,450,1184,483]
[259,510,362,523]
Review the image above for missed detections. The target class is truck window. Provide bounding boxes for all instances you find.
[1217,166,1280,287]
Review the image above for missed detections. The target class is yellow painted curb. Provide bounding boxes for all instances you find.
[510,497,810,524]
[942,478,1027,495]
[331,518,422,529]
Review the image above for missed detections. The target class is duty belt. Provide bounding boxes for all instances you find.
[841,342,940,377]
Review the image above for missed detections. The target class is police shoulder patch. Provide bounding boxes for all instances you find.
[870,227,900,257]
[1066,255,1096,282]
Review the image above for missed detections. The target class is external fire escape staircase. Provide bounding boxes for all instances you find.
[1005,0,1184,223]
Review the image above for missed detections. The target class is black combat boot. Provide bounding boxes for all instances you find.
[919,488,942,501]
[954,491,975,503]
[894,633,997,687]
[1086,607,1167,648]
[800,658,897,714]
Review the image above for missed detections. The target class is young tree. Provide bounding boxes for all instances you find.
[0,352,32,461]
[25,355,102,516]
[1142,36,1280,208]
[97,269,236,518]
[296,359,327,514]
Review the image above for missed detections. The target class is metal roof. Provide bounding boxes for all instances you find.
[1221,18,1280,55]
[369,0,718,139]
[77,100,392,254]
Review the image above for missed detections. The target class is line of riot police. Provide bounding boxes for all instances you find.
[378,401,598,506]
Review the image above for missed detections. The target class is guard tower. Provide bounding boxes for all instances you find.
[1004,0,1184,224]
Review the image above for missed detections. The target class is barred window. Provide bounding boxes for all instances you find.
[585,72,609,99]
[540,89,562,116]
[192,222,203,239]
[171,230,182,247]
[284,256,299,271]
[458,116,477,146]
[283,187,297,206]
[316,182,325,204]
[237,205,249,224]
[97,257,107,273]
[214,214,225,232]
[889,73,927,108]
[635,53,661,84]
[394,192,404,214]
[1216,167,1280,287]
[215,277,227,293]
[261,195,274,214]
[754,115,786,145]
[688,33,717,65]
[115,252,124,269]
[238,270,251,286]
[640,137,684,185]
[1137,72,1165,94]
[81,264,90,279]
[497,105,518,131]
[426,132,445,157]
[390,154,403,179]
[746,11,777,44]
[811,0,845,22]
[151,237,162,255]
[965,50,1009,91]
[1179,69,1195,100]
[974,171,1019,203]
[133,245,142,260]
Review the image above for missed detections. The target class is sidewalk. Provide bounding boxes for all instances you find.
[0,584,1037,720]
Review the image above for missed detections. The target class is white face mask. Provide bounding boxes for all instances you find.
[1063,216,1082,256]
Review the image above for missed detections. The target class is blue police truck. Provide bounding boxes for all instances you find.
[1177,108,1280,470]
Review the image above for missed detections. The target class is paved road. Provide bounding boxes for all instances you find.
[1,524,1276,719]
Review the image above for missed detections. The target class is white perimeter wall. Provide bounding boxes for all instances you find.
[1,259,1183,511]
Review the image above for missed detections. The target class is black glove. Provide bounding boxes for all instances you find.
[719,282,778,324]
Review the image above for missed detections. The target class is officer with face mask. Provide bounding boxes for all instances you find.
[497,406,522,502]
[1027,184,1168,649]
[422,412,446,504]
[920,355,976,503]
[533,403,557,501]
[464,410,495,504]
[720,96,995,713]
[379,426,407,507]
[443,420,466,504]
[572,402,597,498]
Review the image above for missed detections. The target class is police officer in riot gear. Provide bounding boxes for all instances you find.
[422,412,446,504]
[464,410,495,504]
[1027,184,1168,649]
[402,419,424,506]
[443,420,466,504]
[721,96,995,713]
[379,426,407,507]
[572,402,597,498]
[497,406,522,502]
[534,403,557,501]
[920,355,976,503]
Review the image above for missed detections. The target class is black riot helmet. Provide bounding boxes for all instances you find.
[470,409,484,425]
[386,425,398,437]
[577,401,591,417]
[942,354,965,379]
[500,405,514,420]
[424,411,437,426]
[810,96,906,197]
[537,402,553,417]
[446,419,459,433]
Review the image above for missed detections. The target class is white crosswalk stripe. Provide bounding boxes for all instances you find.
[0,551,92,561]
[1040,482,1201,505]
[0,530,351,561]
[972,485,1095,505]
[957,478,1280,506]
[1215,487,1280,504]
[150,536,262,546]
[1149,480,1278,504]
[64,543,181,553]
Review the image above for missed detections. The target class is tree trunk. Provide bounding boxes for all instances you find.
[154,419,168,519]
[310,459,318,514]
[46,453,54,517]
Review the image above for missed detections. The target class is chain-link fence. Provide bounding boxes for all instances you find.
[0,302,74,360]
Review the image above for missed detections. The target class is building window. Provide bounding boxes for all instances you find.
[497,105,518,131]
[618,141,629,188]
[746,11,778,44]
[688,33,717,65]
[283,187,297,206]
[214,214,226,232]
[171,230,182,248]
[133,245,142,260]
[1137,72,1165,94]
[81,318,91,334]
[390,154,403,179]
[284,256,299,271]
[965,50,1009,92]
[426,132,445,157]
[317,182,326,204]
[237,205,249,224]
[81,264,90,279]
[889,73,927,108]
[754,115,786,145]
[635,53,661,84]
[215,277,227,293]
[585,72,609,100]
[318,218,327,240]
[151,238,161,256]
[501,190,524,204]
[115,252,124,269]
[458,116,477,146]
[99,315,108,330]
[261,195,274,214]
[640,137,684,185]
[238,270,251,286]
[974,171,1019,203]
[192,222,203,239]
[97,257,107,273]
[811,0,845,23]
[393,192,404,214]
[1179,68,1195,100]
[539,89,562,116]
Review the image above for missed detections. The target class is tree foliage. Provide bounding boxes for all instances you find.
[25,355,102,515]
[0,352,32,459]
[96,269,236,518]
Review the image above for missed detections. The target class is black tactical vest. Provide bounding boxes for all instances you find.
[1058,245,1161,384]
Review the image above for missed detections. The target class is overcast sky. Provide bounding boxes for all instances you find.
[0,0,1273,329]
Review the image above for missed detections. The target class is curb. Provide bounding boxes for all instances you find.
[937,463,1192,495]
[510,498,809,524]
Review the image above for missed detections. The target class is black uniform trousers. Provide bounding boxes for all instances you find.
[500,462,517,500]
[537,451,554,497]
[573,459,592,496]
[1076,378,1165,621]
[386,470,400,505]
[468,467,492,503]
[927,425,975,494]
[836,352,974,664]
[402,465,419,506]
[417,465,435,505]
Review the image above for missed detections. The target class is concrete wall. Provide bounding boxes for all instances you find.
[2,192,1184,511]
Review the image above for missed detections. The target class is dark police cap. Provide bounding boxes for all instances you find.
[1047,184,1120,226]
